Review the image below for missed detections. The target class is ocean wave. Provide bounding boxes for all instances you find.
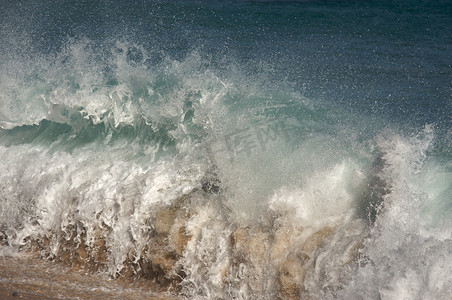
[0,38,450,299]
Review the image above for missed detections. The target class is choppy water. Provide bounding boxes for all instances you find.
[0,0,451,299]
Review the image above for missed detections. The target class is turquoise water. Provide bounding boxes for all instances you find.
[0,1,451,298]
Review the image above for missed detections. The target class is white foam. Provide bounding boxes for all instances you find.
[336,125,452,299]
[268,159,364,229]
[1,38,450,299]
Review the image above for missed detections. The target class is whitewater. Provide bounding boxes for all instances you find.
[0,1,451,299]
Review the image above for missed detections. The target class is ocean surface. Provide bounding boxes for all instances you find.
[0,0,451,299]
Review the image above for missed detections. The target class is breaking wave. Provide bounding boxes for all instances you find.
[0,39,450,299]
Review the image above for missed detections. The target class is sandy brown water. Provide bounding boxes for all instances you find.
[0,254,179,300]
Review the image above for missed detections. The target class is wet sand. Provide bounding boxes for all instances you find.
[0,254,178,300]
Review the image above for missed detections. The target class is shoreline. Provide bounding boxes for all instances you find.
[0,254,178,300]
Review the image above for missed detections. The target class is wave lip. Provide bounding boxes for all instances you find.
[0,37,450,299]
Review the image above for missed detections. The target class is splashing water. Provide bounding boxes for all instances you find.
[1,1,451,299]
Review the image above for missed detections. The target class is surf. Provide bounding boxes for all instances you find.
[0,1,451,297]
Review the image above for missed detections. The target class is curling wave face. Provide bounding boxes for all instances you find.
[0,37,451,299]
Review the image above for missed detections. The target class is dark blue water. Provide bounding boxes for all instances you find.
[2,0,450,125]
[1,1,451,299]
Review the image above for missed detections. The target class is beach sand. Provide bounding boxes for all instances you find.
[0,254,178,300]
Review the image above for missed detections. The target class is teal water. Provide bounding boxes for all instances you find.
[0,1,451,298]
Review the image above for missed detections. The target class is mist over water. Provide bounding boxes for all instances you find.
[1,0,451,299]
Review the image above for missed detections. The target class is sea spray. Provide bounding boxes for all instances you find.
[0,40,373,298]
[335,126,452,300]
[1,2,451,296]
